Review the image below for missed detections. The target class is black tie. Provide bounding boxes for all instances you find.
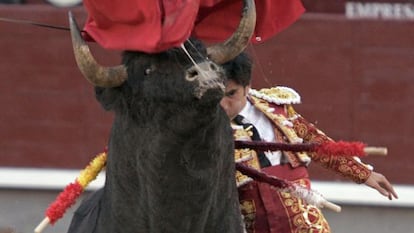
[234,115,271,168]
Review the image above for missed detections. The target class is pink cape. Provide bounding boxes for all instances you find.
[82,0,305,52]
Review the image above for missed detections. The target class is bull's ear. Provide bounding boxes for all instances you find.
[95,87,124,111]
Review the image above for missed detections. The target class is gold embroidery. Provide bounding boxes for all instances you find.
[278,185,331,233]
[240,200,256,233]
[250,87,301,105]
[291,116,371,183]
[250,95,311,164]
[233,125,261,186]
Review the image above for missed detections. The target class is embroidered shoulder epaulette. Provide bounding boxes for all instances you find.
[249,86,301,105]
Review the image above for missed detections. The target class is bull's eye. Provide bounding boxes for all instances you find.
[144,68,152,75]
[186,69,198,81]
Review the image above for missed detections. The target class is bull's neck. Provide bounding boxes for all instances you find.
[128,101,221,135]
[99,102,230,231]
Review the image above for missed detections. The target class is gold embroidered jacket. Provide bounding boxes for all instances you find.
[234,86,372,184]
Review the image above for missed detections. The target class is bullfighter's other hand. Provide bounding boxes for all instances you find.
[364,171,398,200]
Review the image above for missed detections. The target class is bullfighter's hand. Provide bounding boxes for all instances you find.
[364,171,398,200]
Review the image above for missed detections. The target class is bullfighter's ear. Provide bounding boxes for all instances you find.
[94,86,124,111]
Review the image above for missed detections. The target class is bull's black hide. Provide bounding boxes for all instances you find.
[67,39,242,233]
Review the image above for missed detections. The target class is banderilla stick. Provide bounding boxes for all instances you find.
[234,140,387,157]
[235,163,341,212]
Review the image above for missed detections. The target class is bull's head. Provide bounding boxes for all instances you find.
[69,0,256,101]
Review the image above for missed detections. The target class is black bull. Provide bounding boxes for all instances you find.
[67,44,242,233]
[65,0,256,231]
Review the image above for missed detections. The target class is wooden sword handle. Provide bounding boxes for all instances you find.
[364,147,387,156]
[34,217,50,233]
[322,200,342,212]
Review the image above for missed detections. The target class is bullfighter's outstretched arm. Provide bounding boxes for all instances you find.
[289,106,398,200]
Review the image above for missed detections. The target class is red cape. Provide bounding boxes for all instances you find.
[83,0,305,52]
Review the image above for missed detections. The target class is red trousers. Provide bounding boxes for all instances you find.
[238,165,331,233]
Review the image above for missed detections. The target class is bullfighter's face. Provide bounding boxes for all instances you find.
[220,79,249,120]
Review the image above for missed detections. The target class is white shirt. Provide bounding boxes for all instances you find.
[239,101,282,166]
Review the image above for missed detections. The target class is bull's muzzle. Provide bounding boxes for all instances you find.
[185,61,225,99]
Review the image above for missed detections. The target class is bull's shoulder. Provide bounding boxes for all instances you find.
[249,86,301,105]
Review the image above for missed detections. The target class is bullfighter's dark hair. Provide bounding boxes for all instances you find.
[222,52,252,87]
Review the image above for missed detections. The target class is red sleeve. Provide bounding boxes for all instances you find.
[292,115,372,184]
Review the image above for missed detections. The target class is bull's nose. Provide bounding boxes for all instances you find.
[188,61,225,99]
[185,61,221,82]
[186,68,199,81]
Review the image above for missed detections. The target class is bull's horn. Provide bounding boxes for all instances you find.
[207,0,256,64]
[69,12,127,87]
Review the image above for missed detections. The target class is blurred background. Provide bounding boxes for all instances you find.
[0,1,413,232]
